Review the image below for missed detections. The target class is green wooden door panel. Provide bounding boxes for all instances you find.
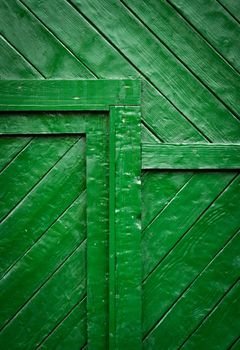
[0,80,141,350]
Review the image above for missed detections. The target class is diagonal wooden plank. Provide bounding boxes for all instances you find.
[0,137,85,277]
[142,171,193,230]
[70,0,240,143]
[39,298,87,350]
[218,0,240,23]
[0,242,86,349]
[142,82,206,143]
[0,35,42,79]
[143,174,240,335]
[0,136,79,221]
[142,172,236,279]
[183,280,240,350]
[141,124,160,144]
[0,136,32,171]
[21,0,135,80]
[0,0,92,79]
[229,337,240,350]
[143,230,240,348]
[168,0,240,74]
[122,0,240,118]
[0,191,86,328]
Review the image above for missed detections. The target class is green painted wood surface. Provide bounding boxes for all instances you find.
[0,80,140,111]
[0,135,87,349]
[1,0,240,349]
[0,81,142,350]
[142,143,240,169]
[0,110,111,350]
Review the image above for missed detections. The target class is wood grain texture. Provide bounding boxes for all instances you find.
[143,174,240,336]
[142,172,237,279]
[71,0,240,143]
[218,0,240,23]
[113,106,142,349]
[144,231,240,349]
[142,143,240,169]
[0,80,140,111]
[1,0,240,348]
[168,0,240,74]
[123,0,240,117]
[183,280,240,350]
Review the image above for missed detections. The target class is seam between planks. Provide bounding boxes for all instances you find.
[0,137,34,176]
[228,336,240,350]
[216,0,240,26]
[142,173,194,234]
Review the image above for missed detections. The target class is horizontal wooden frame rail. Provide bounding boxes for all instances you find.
[0,80,140,111]
[142,143,240,169]
[0,80,142,350]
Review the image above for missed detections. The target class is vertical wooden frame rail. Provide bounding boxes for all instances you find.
[0,80,142,350]
[109,106,142,350]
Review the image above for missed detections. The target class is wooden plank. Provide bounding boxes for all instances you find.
[72,0,240,143]
[0,80,140,111]
[123,0,240,117]
[143,230,240,349]
[109,105,117,349]
[0,112,87,134]
[86,116,109,350]
[142,82,206,143]
[143,174,240,335]
[183,281,240,350]
[169,0,240,73]
[142,143,240,169]
[110,106,141,349]
[218,0,240,23]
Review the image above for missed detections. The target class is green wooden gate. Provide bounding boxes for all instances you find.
[1,1,240,349]
[1,79,240,350]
